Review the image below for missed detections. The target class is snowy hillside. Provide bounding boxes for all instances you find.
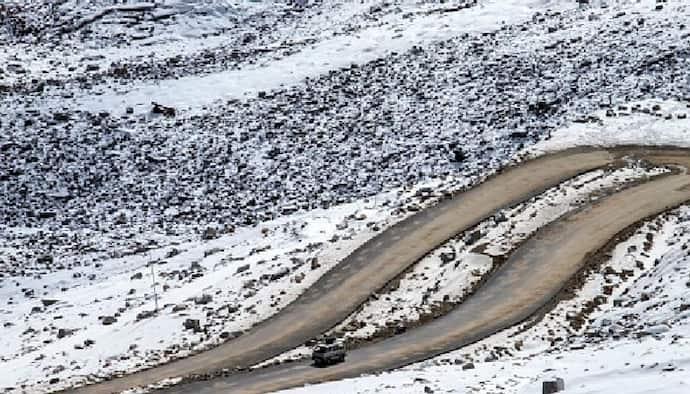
[3,0,690,393]
[280,206,690,394]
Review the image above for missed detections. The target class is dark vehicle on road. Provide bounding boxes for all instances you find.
[312,338,345,367]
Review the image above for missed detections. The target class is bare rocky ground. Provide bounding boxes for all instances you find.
[3,1,690,276]
[3,1,690,277]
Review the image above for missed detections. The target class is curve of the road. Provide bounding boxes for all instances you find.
[71,146,690,394]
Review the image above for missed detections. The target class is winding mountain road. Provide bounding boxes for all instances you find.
[71,146,690,394]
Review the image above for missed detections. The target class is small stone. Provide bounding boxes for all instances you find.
[194,294,213,305]
[451,148,466,163]
[542,377,565,394]
[57,328,73,339]
[202,227,218,240]
[41,299,59,307]
[53,112,71,122]
[151,102,176,117]
[464,230,482,245]
[439,249,456,265]
[235,264,250,274]
[136,310,156,320]
[183,318,202,332]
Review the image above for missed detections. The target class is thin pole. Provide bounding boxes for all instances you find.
[150,255,158,313]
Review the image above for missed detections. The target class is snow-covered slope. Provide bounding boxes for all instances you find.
[274,84,690,394]
[0,179,465,392]
[256,163,668,366]
[3,0,690,393]
[278,207,690,394]
[4,0,690,276]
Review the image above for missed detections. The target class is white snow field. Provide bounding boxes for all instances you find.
[0,179,465,393]
[61,0,577,114]
[531,99,690,153]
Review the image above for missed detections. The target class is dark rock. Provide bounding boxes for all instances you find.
[130,272,143,280]
[37,255,54,265]
[451,148,466,163]
[114,213,127,225]
[53,112,71,122]
[235,264,250,274]
[510,131,529,139]
[151,102,176,117]
[194,294,213,305]
[268,267,290,281]
[41,299,59,307]
[543,377,565,394]
[202,227,218,240]
[183,318,202,332]
[136,310,156,320]
[464,230,482,245]
[101,316,117,325]
[38,211,56,219]
[439,249,456,265]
